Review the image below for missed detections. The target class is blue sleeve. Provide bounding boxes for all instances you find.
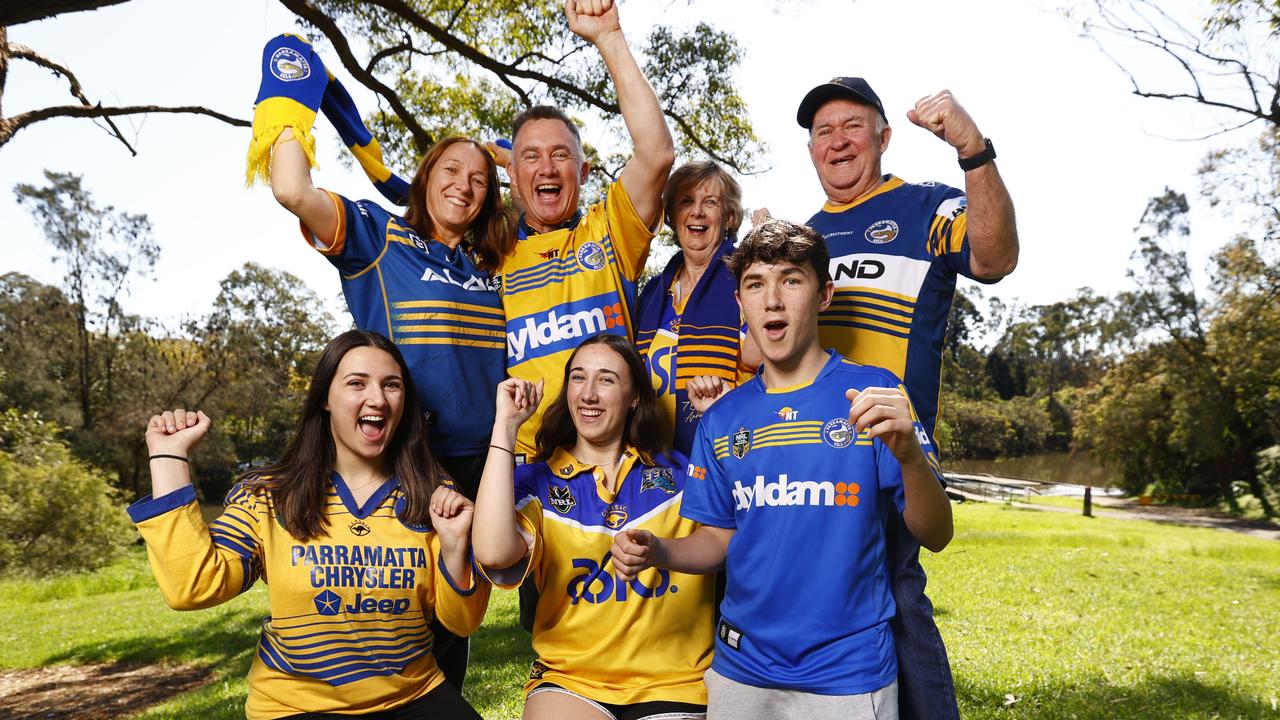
[925,184,991,283]
[680,419,737,528]
[306,194,394,276]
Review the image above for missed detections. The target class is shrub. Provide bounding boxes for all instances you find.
[0,409,133,576]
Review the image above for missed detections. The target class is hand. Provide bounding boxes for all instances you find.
[495,378,543,428]
[687,375,732,415]
[610,528,656,581]
[906,90,985,159]
[750,207,772,227]
[845,387,924,463]
[429,485,474,551]
[145,409,211,457]
[485,139,512,169]
[565,0,621,45]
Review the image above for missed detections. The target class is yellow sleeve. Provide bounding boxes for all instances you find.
[475,500,544,591]
[428,533,492,637]
[128,484,263,611]
[593,180,656,282]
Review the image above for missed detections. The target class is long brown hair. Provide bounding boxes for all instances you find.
[241,330,445,541]
[402,136,515,272]
[533,334,667,464]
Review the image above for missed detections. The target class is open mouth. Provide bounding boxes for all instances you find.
[577,406,603,423]
[358,414,386,441]
[831,154,854,167]
[763,319,788,342]
[444,195,468,208]
[534,183,562,202]
[684,224,710,239]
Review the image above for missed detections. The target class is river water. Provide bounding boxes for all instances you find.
[942,451,1121,489]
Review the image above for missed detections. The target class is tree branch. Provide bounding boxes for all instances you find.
[8,41,136,154]
[0,0,129,27]
[1,104,248,149]
[277,0,436,153]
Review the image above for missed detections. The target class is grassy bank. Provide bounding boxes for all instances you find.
[4,503,1277,718]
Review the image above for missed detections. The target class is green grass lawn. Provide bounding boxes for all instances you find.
[4,504,1278,719]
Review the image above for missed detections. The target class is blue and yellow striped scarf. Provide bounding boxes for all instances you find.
[245,34,410,206]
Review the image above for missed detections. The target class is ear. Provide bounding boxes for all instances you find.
[879,124,892,153]
[818,280,835,312]
[579,160,591,185]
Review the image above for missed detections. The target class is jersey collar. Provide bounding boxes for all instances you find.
[821,174,904,213]
[546,445,645,503]
[518,211,583,240]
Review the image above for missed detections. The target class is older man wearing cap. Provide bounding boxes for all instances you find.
[795,77,1019,719]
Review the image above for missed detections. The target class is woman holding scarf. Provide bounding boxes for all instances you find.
[635,162,756,456]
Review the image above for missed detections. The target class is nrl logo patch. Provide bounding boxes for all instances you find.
[731,428,751,459]
[548,484,576,514]
[864,219,899,244]
[640,467,677,494]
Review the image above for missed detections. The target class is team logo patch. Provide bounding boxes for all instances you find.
[548,484,576,514]
[577,241,607,271]
[641,467,677,494]
[269,47,311,81]
[776,406,798,421]
[348,519,371,537]
[313,589,341,616]
[823,418,855,449]
[604,506,629,529]
[865,219,899,244]
[731,428,751,459]
[530,660,548,680]
[559,464,575,477]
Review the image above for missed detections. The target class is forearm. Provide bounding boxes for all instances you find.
[652,525,732,574]
[270,128,337,237]
[964,161,1019,279]
[596,30,675,224]
[437,539,473,591]
[149,456,193,499]
[471,424,530,568]
[900,454,954,553]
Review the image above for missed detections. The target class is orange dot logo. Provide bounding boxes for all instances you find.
[837,482,860,508]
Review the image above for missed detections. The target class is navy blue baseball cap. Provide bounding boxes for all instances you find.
[796,76,886,129]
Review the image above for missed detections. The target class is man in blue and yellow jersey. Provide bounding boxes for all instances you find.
[796,76,1019,720]
[501,0,675,459]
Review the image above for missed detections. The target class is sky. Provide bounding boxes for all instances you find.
[0,0,1262,335]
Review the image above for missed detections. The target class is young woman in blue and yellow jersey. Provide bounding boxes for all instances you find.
[129,330,489,719]
[473,334,714,720]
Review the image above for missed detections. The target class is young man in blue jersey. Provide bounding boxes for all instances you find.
[610,219,954,720]
[788,77,1020,720]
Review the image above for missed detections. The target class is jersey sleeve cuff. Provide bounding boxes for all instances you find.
[127,484,198,524]
[437,551,481,597]
[298,190,347,256]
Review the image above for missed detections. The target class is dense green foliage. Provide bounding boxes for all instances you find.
[3,506,1276,718]
[0,408,133,575]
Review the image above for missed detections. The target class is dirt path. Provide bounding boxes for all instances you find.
[0,662,211,720]
[955,485,1280,541]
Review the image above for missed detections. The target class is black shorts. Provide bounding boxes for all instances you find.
[528,682,707,720]
[282,680,482,719]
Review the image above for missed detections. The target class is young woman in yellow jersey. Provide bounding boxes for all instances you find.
[130,330,489,719]
[474,334,713,720]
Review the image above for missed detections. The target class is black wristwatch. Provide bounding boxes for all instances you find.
[958,138,996,171]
